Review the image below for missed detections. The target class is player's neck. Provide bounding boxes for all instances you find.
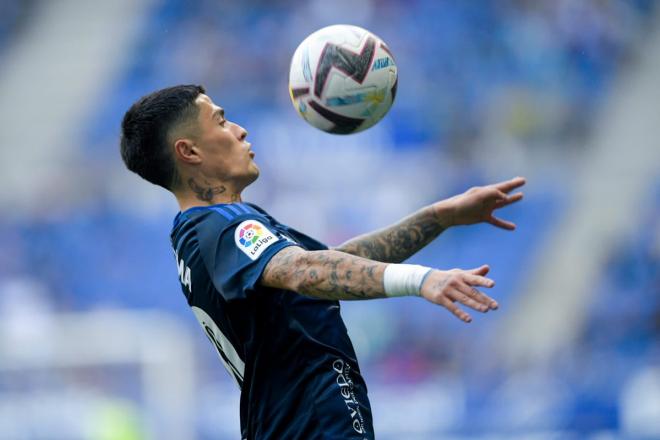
[174,177,243,212]
[176,192,243,212]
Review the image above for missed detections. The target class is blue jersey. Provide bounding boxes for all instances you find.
[170,202,373,439]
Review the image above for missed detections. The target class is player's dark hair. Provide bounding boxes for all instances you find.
[120,84,206,190]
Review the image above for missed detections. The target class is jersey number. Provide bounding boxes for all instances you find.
[192,306,245,388]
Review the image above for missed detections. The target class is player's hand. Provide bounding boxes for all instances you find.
[420,265,498,323]
[441,176,526,230]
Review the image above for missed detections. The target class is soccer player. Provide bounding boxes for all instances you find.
[120,85,525,439]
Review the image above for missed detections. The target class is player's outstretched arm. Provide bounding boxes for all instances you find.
[261,246,498,323]
[333,204,449,264]
[334,177,526,263]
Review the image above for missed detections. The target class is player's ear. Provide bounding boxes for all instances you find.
[173,138,202,164]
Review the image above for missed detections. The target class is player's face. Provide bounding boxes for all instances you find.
[194,94,259,187]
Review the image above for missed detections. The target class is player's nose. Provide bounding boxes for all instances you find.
[234,123,248,141]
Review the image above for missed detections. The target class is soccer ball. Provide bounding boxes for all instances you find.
[288,24,398,134]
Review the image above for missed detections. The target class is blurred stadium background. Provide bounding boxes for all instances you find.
[1,0,659,438]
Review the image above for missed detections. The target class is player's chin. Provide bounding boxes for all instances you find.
[247,163,260,182]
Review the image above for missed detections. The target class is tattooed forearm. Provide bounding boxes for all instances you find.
[335,205,452,263]
[188,178,226,202]
[261,247,387,301]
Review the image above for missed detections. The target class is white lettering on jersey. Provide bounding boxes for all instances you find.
[234,220,279,260]
[332,358,366,434]
[174,250,192,293]
[192,306,245,388]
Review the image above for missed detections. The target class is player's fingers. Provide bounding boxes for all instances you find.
[494,191,524,208]
[451,285,490,312]
[464,272,495,286]
[457,281,499,310]
[469,264,490,276]
[439,297,472,323]
[508,191,524,203]
[493,189,508,201]
[494,176,526,193]
[463,273,495,292]
[488,215,516,230]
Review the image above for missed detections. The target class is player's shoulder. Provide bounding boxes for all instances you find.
[174,203,273,235]
[174,203,290,265]
[242,202,269,216]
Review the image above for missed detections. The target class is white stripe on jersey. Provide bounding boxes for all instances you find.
[192,306,246,387]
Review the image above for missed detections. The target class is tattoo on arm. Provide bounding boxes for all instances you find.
[188,178,226,202]
[335,206,450,263]
[261,247,387,301]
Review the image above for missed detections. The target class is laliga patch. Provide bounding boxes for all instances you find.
[234,220,279,260]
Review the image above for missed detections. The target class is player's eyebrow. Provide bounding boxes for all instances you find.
[212,108,225,121]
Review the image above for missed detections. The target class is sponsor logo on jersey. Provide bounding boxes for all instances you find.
[234,220,278,260]
[332,358,366,435]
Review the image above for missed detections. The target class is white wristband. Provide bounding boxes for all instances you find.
[383,264,433,297]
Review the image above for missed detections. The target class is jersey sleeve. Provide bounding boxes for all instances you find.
[195,209,298,302]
